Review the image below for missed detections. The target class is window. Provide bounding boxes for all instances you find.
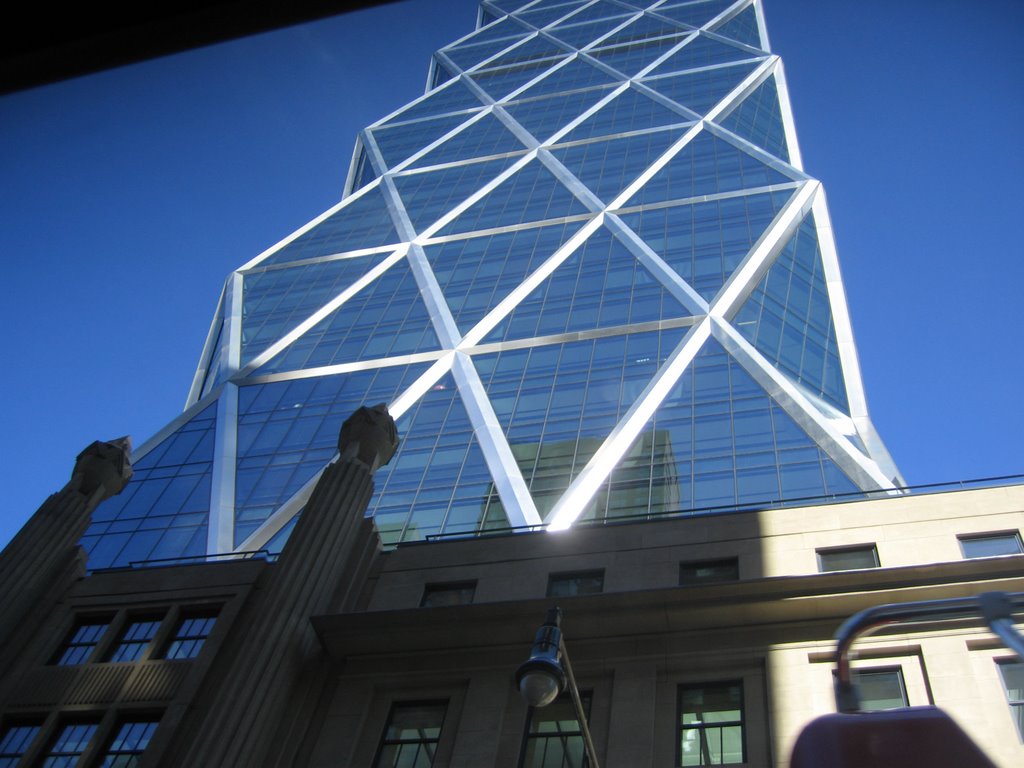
[959,532,1023,559]
[520,691,592,768]
[680,558,739,585]
[96,719,160,768]
[162,609,218,660]
[817,545,878,573]
[0,721,42,767]
[852,667,908,711]
[678,682,745,766]
[547,571,604,598]
[51,618,112,665]
[105,617,162,662]
[373,701,447,768]
[40,721,98,767]
[420,581,476,607]
[998,660,1024,741]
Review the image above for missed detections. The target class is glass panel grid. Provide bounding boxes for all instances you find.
[163,610,218,660]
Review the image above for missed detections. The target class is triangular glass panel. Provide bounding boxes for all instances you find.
[349,143,376,190]
[370,113,470,169]
[82,403,218,569]
[625,131,790,206]
[484,36,570,68]
[443,37,527,71]
[502,85,615,142]
[393,155,516,233]
[718,73,790,163]
[517,57,620,99]
[580,338,860,522]
[550,126,689,204]
[733,214,849,411]
[233,363,429,546]
[455,15,531,47]
[369,373,502,545]
[383,78,484,126]
[560,86,689,142]
[641,60,757,115]
[199,290,230,397]
[516,2,588,28]
[256,257,441,374]
[597,15,688,47]
[549,16,632,49]
[258,185,399,267]
[429,57,457,89]
[654,0,739,28]
[471,58,564,100]
[552,1,633,26]
[474,326,689,517]
[646,33,757,76]
[240,254,383,365]
[618,188,793,300]
[483,225,692,342]
[481,7,503,25]
[412,114,527,168]
[424,220,585,333]
[588,34,688,78]
[712,4,762,49]
[437,158,591,235]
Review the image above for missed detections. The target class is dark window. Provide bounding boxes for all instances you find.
[547,571,604,597]
[678,682,745,766]
[373,701,447,768]
[105,617,163,663]
[40,720,99,766]
[421,581,477,607]
[680,558,739,585]
[95,719,160,768]
[51,618,112,665]
[998,660,1024,741]
[853,667,908,711]
[0,721,42,767]
[817,545,879,573]
[520,691,592,768]
[162,609,218,660]
[959,532,1023,559]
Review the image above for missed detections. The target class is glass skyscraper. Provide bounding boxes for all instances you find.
[81,0,902,569]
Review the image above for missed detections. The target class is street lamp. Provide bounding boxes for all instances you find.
[515,607,601,768]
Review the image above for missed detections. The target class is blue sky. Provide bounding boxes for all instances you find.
[1,0,1021,550]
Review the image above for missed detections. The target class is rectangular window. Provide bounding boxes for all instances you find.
[51,617,112,666]
[959,532,1023,559]
[817,545,879,573]
[40,720,99,767]
[105,617,163,663]
[547,570,604,598]
[998,660,1024,741]
[420,581,477,608]
[0,721,42,767]
[162,609,218,660]
[373,701,447,768]
[678,682,745,766]
[520,691,592,768]
[96,718,160,768]
[680,558,739,585]
[852,667,908,711]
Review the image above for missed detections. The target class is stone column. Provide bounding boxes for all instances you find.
[159,404,398,767]
[0,438,132,667]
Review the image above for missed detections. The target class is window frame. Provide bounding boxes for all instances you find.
[997,658,1024,742]
[372,699,448,768]
[420,581,477,608]
[50,615,115,666]
[160,607,219,660]
[0,718,44,766]
[38,718,101,767]
[958,531,1024,559]
[851,666,909,711]
[679,558,740,586]
[816,544,879,573]
[676,680,746,767]
[546,569,605,598]
[94,716,161,767]
[103,614,164,663]
[518,689,593,768]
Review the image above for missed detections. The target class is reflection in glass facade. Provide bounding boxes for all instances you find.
[83,0,902,568]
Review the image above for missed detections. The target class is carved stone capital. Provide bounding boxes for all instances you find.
[337,404,398,473]
[69,436,133,500]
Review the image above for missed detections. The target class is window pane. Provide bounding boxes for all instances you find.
[162,609,218,660]
[960,532,1023,558]
[678,682,744,766]
[680,559,739,585]
[375,702,447,768]
[96,719,160,768]
[522,691,592,768]
[817,545,878,573]
[52,618,112,666]
[421,582,476,607]
[547,571,604,597]
[106,617,162,662]
[853,668,908,711]
[998,661,1024,741]
[0,722,42,767]
[41,721,99,767]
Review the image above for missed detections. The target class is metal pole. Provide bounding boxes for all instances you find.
[558,635,601,768]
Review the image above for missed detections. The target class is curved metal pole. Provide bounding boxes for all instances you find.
[558,635,601,768]
[833,591,1024,712]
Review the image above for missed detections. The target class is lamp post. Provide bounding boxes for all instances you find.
[515,607,601,768]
